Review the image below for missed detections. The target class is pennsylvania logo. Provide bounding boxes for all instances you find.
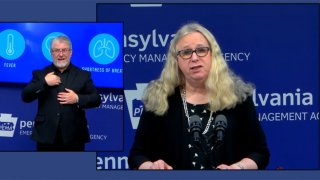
[0,113,18,137]
[124,83,147,129]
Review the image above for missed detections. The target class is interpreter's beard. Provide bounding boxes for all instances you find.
[54,59,69,69]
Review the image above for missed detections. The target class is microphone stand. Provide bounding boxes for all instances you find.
[201,134,224,170]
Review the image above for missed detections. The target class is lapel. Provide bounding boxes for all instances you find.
[64,64,78,87]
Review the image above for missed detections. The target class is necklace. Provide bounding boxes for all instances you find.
[180,86,213,135]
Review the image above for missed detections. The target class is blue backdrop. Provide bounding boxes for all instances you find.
[0,1,320,180]
[0,22,123,88]
[96,3,319,170]
[0,22,124,151]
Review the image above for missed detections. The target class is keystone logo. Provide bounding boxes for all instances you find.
[0,113,18,137]
[124,83,148,129]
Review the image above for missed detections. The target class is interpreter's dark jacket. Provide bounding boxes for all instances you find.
[22,64,101,144]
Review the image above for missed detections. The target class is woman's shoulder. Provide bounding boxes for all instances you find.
[235,95,256,111]
[168,86,181,99]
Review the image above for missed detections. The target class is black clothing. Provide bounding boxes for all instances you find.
[22,64,101,148]
[128,87,270,169]
[36,124,84,151]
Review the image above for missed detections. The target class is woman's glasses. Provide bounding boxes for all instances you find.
[176,47,210,60]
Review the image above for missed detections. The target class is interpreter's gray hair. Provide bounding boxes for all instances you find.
[50,35,72,50]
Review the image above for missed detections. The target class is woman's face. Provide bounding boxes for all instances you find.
[176,32,212,85]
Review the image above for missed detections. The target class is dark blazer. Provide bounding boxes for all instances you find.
[128,87,270,169]
[21,64,101,144]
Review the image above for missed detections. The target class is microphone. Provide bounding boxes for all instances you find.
[214,114,228,142]
[189,115,202,143]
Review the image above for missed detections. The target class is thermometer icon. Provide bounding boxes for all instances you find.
[6,33,15,56]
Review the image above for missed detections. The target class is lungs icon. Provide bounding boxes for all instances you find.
[93,39,115,59]
[89,34,119,65]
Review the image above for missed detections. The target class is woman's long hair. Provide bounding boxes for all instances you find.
[142,22,254,116]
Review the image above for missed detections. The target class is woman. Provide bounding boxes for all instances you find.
[128,22,270,170]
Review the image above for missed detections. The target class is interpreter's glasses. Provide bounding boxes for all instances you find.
[176,47,210,60]
[51,48,71,54]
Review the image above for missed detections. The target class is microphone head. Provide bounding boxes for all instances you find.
[214,114,228,142]
[189,115,202,143]
[189,115,202,132]
[214,114,227,129]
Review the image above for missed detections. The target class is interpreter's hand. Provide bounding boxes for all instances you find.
[57,88,78,104]
[216,163,242,170]
[138,159,173,170]
[44,72,61,86]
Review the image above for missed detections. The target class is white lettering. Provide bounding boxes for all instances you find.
[98,104,123,110]
[139,34,151,51]
[111,68,123,73]
[90,134,107,141]
[3,63,16,68]
[97,156,129,169]
[82,67,105,73]
[100,93,124,103]
[310,112,319,120]
[253,88,313,106]
[133,105,143,117]
[20,120,34,129]
[258,112,308,121]
[224,52,250,61]
[19,130,32,136]
[124,30,175,52]
[124,54,136,63]
[126,34,138,48]
[139,54,167,63]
